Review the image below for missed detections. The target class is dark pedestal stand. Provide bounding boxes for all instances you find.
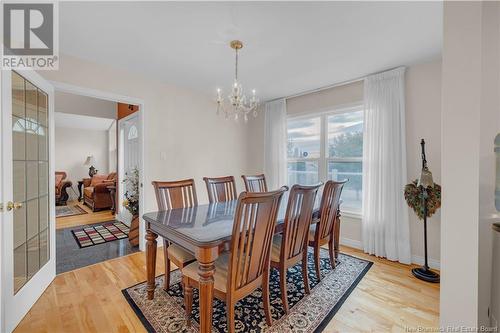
[411,188,440,283]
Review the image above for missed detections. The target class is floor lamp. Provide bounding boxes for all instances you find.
[411,139,440,283]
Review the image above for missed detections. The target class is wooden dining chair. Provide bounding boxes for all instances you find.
[270,183,321,314]
[308,179,347,281]
[152,179,198,291]
[182,187,288,332]
[203,176,238,203]
[241,174,268,192]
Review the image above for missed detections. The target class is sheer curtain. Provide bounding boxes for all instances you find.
[361,67,411,264]
[264,99,287,191]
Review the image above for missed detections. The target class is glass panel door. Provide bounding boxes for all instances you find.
[11,71,50,293]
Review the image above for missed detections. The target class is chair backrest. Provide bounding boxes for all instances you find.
[316,180,347,241]
[241,174,268,192]
[203,176,237,203]
[152,179,198,210]
[228,187,287,296]
[55,171,67,188]
[281,183,322,261]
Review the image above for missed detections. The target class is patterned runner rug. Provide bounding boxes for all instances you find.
[55,204,88,218]
[123,248,372,333]
[71,221,129,248]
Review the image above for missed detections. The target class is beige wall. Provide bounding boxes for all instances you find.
[41,53,251,246]
[55,127,109,199]
[55,90,117,119]
[246,59,443,267]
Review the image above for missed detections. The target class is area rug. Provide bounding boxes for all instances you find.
[122,248,372,333]
[55,204,88,218]
[71,221,129,248]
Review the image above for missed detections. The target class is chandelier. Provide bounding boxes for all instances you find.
[216,40,259,122]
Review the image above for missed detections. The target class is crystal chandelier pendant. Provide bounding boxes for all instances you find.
[215,40,260,122]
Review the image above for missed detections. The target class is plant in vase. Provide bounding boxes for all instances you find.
[123,168,139,246]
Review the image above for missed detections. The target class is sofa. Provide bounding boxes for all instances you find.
[55,171,72,206]
[83,172,117,211]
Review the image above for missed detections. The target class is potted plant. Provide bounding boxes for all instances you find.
[123,168,139,246]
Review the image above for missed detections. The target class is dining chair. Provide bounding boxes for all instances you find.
[241,173,268,192]
[308,179,347,281]
[182,187,288,332]
[270,183,322,314]
[203,176,238,203]
[152,179,198,291]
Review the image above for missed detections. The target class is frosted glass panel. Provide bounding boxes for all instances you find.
[12,72,50,293]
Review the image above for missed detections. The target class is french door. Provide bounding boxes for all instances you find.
[1,70,55,332]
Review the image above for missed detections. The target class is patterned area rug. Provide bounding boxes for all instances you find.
[55,204,88,218]
[123,248,372,333]
[71,221,129,248]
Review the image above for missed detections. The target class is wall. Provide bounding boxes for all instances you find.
[55,90,116,119]
[55,127,109,198]
[41,53,251,245]
[247,59,442,268]
[108,121,117,172]
[441,1,500,327]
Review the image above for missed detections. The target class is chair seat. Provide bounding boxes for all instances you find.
[182,253,229,293]
[167,244,195,264]
[83,187,94,198]
[271,235,283,262]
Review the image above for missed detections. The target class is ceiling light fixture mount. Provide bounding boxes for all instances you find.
[216,40,259,122]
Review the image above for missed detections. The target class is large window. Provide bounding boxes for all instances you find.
[287,105,363,214]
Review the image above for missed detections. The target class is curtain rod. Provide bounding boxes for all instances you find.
[265,65,403,104]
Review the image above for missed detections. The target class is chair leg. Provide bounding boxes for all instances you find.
[183,276,193,327]
[226,300,235,333]
[302,251,311,294]
[313,245,321,282]
[328,237,336,269]
[262,268,273,326]
[163,240,170,291]
[279,267,289,314]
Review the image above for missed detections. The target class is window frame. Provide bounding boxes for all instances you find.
[287,102,364,217]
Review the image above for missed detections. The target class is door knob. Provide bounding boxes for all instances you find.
[6,201,22,211]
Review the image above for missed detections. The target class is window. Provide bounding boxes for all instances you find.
[287,105,364,214]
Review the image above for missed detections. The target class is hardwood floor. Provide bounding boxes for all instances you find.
[14,246,439,333]
[56,200,115,230]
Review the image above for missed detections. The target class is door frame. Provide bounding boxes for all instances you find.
[1,69,56,333]
[49,81,146,251]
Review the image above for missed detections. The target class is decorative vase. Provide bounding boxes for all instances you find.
[128,215,139,247]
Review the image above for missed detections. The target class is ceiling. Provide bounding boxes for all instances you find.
[55,112,115,131]
[59,2,443,101]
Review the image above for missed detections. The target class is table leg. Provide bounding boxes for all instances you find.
[78,181,83,202]
[146,229,158,300]
[196,248,217,333]
[334,208,341,259]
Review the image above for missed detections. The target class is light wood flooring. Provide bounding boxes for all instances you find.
[56,200,115,230]
[14,246,439,333]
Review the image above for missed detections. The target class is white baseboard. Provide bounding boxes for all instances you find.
[340,238,441,270]
[340,237,363,249]
[411,255,441,270]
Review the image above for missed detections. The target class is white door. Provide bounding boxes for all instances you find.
[117,112,140,224]
[1,70,55,333]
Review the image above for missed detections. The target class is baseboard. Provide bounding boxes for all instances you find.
[411,254,441,270]
[340,237,363,249]
[340,237,441,270]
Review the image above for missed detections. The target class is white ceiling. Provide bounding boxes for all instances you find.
[60,2,442,101]
[55,112,115,131]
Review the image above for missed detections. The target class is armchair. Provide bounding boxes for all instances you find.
[55,171,72,206]
[83,172,117,211]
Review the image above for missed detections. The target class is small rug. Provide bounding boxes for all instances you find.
[71,221,129,248]
[55,204,88,218]
[123,248,372,333]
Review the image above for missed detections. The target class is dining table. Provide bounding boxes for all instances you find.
[142,193,342,333]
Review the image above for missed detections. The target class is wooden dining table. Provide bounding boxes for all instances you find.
[143,194,341,333]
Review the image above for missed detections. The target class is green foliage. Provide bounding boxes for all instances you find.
[329,131,363,157]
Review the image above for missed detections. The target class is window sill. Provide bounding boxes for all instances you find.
[340,210,362,220]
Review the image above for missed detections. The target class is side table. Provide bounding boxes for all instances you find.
[77,180,84,202]
[107,185,116,214]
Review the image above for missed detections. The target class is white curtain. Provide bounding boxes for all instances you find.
[361,67,411,264]
[264,99,287,191]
